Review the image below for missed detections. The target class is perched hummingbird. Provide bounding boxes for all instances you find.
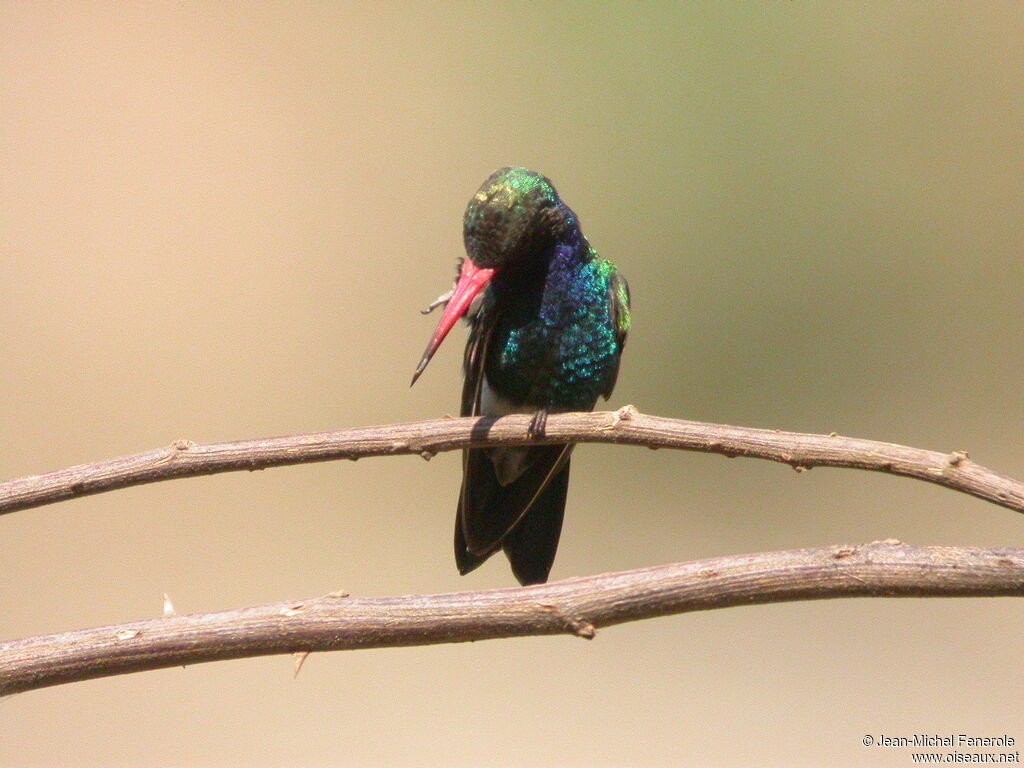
[412,168,630,585]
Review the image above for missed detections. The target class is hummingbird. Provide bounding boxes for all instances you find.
[412,168,630,585]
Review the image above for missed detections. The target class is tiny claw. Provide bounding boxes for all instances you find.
[528,409,549,438]
[421,286,454,315]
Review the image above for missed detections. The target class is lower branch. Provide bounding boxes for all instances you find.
[3,541,1022,696]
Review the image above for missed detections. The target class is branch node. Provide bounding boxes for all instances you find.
[537,602,597,639]
[947,450,970,468]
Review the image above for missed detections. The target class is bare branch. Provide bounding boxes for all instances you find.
[1,408,1022,517]
[2,542,1022,696]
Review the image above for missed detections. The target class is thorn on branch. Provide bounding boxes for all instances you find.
[570,620,596,640]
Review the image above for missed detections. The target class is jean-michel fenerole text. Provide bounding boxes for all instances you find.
[874,735,1015,749]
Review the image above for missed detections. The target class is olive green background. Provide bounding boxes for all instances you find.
[2,3,1022,766]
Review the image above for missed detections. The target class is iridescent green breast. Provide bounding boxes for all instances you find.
[485,247,629,411]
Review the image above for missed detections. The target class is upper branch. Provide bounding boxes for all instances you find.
[1,408,1022,517]
[2,542,1022,696]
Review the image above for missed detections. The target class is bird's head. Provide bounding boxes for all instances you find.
[463,167,572,269]
[411,167,573,385]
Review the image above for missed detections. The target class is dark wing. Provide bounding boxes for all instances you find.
[601,264,631,399]
[459,297,493,418]
[454,299,572,585]
[454,298,495,575]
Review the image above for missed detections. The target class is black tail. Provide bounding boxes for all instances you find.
[454,446,571,585]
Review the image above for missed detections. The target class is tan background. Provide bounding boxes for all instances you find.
[2,3,1022,765]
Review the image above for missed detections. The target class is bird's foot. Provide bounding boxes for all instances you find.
[420,286,455,315]
[528,409,549,438]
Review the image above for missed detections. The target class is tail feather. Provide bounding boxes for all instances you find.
[454,445,572,585]
[502,459,570,585]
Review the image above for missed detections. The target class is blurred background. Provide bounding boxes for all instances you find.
[2,3,1022,766]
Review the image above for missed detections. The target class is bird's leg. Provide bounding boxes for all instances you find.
[420,285,455,315]
[528,408,549,438]
[421,258,465,314]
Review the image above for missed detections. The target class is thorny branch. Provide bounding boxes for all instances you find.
[2,542,1023,696]
[2,407,1023,517]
